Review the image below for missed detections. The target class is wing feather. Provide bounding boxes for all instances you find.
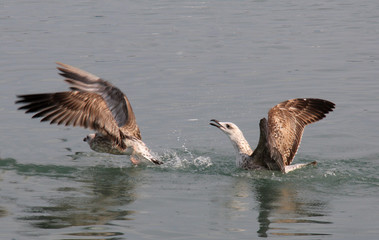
[16,62,142,149]
[253,98,335,172]
[17,91,128,149]
[268,98,335,169]
[56,62,139,136]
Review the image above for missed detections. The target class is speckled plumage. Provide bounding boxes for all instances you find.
[210,98,335,173]
[16,62,161,165]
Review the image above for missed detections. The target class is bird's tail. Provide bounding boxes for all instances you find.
[128,138,163,165]
[131,153,163,165]
[141,151,163,165]
[151,158,163,165]
[284,161,317,173]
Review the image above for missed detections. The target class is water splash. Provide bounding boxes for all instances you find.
[156,149,213,172]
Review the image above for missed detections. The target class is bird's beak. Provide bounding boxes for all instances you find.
[209,119,224,129]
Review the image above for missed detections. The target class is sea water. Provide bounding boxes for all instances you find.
[1,0,378,239]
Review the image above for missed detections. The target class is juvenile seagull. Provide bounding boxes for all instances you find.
[16,62,162,165]
[210,98,335,173]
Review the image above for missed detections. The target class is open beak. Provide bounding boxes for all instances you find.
[209,119,224,129]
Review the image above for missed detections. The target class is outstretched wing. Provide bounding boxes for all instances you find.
[16,62,141,150]
[56,62,140,139]
[253,98,335,172]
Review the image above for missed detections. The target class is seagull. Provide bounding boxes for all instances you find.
[16,62,162,165]
[210,98,335,173]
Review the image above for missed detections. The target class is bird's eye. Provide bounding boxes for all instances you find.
[226,124,232,129]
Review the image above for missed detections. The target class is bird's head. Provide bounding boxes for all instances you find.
[209,119,252,157]
[209,119,244,141]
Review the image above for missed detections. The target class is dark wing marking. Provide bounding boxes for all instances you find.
[15,62,143,149]
[16,92,133,149]
[56,62,140,139]
[253,98,335,172]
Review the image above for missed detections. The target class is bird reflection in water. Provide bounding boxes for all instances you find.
[226,176,332,237]
[19,165,142,238]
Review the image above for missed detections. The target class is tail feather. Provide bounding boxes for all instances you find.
[151,158,163,165]
[284,161,317,173]
[131,154,163,165]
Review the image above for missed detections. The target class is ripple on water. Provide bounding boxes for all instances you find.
[1,148,377,195]
[151,149,379,196]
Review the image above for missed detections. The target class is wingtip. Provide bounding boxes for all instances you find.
[56,61,68,67]
[56,62,70,74]
[56,61,66,69]
[152,159,164,165]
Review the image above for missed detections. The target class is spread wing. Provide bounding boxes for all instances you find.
[16,62,141,150]
[252,98,335,172]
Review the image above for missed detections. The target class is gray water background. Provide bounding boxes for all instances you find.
[0,0,378,239]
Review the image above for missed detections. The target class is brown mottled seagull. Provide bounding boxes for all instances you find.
[16,62,162,165]
[210,98,335,173]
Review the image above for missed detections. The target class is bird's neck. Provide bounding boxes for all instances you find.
[229,135,253,167]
